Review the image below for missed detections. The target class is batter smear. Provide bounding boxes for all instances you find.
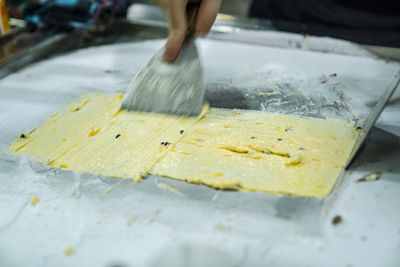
[8,93,358,197]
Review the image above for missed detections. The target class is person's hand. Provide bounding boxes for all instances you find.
[160,0,222,63]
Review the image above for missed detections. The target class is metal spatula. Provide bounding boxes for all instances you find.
[345,69,400,168]
[121,3,205,116]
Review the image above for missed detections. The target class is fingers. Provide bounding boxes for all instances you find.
[195,0,222,36]
[162,0,221,63]
[163,0,188,63]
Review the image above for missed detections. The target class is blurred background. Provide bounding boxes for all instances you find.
[220,0,248,16]
[2,0,399,43]
[1,0,399,74]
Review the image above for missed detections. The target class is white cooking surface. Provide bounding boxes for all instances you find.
[0,38,399,267]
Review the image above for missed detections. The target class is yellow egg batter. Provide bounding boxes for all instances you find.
[8,93,358,197]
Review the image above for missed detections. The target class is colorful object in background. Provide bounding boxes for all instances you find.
[20,0,127,32]
[0,0,10,34]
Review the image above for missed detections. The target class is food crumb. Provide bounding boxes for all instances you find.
[126,217,137,226]
[332,215,342,225]
[64,245,74,256]
[214,223,232,231]
[31,196,39,206]
[320,75,328,83]
[356,172,380,183]
[157,182,181,194]
[285,154,302,166]
[161,142,171,146]
[70,99,89,112]
[50,112,59,118]
[88,127,101,137]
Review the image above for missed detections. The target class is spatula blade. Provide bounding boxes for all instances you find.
[121,40,205,116]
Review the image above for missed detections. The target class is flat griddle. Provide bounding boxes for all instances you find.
[1,8,400,266]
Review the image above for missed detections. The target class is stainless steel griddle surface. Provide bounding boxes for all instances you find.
[1,18,400,267]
